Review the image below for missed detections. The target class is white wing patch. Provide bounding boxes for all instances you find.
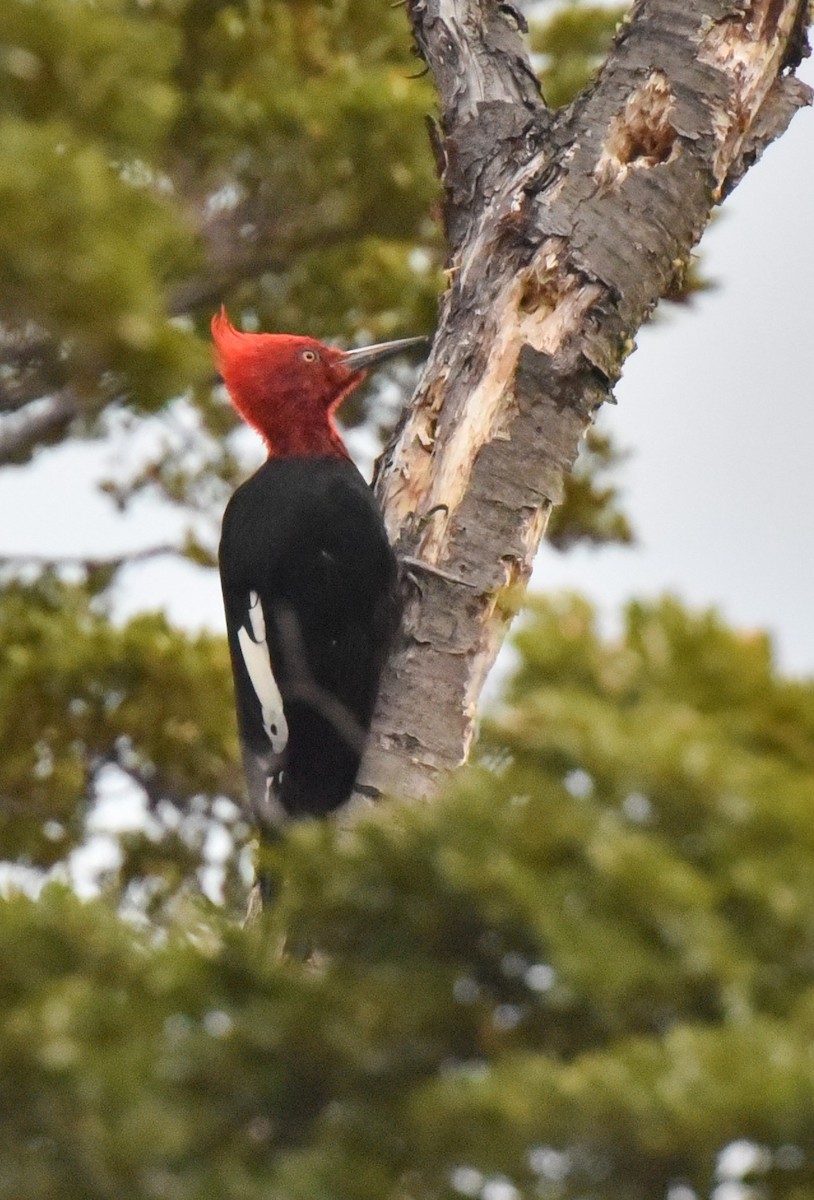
[237,591,289,753]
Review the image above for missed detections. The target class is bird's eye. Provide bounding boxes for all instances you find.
[301,349,318,363]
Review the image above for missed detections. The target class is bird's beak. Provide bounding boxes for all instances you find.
[342,336,428,374]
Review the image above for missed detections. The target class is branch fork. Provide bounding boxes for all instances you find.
[358,0,811,802]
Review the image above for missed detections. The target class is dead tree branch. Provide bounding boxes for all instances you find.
[360,0,811,801]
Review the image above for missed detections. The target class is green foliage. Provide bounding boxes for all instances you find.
[0,0,205,422]
[0,0,440,448]
[532,6,624,109]
[2,596,814,1197]
[547,428,633,551]
[0,574,240,867]
[0,116,205,415]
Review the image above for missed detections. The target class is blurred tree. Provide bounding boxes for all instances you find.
[2,595,814,1198]
[0,0,439,485]
[0,572,241,884]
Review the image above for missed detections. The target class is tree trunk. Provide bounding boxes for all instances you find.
[356,0,811,804]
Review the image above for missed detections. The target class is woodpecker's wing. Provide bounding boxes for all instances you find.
[230,588,291,830]
[237,590,288,753]
[219,458,399,828]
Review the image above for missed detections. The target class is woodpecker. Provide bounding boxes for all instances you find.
[212,309,424,832]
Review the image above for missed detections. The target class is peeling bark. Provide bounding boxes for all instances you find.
[357,0,811,803]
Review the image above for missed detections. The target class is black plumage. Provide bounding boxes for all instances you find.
[219,456,401,829]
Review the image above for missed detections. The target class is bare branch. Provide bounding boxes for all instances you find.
[0,544,181,572]
[0,389,81,466]
[169,199,379,316]
[0,327,65,419]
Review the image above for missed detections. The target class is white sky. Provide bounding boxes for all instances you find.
[1,62,812,681]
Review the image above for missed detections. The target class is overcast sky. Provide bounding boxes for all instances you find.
[1,61,811,681]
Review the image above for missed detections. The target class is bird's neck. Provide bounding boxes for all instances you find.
[265,418,350,460]
[235,390,351,461]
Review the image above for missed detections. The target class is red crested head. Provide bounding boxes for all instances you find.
[212,308,357,459]
[212,308,427,460]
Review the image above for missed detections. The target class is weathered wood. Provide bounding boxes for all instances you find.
[356,0,811,804]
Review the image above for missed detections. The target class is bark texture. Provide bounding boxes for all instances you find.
[356,0,811,804]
